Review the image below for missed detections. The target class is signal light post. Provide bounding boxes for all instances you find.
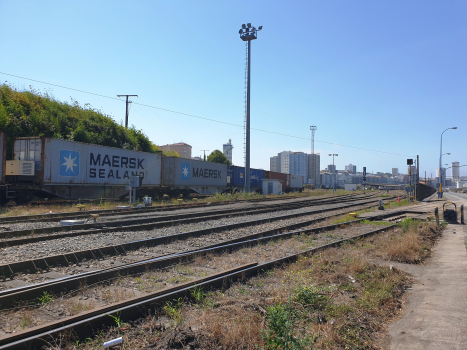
[239,23,262,192]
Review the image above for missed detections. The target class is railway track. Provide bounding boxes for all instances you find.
[0,211,411,349]
[0,195,392,278]
[0,194,377,246]
[0,194,410,348]
[0,193,337,225]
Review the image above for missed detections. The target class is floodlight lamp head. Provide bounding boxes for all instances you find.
[452,127,458,129]
[447,153,451,155]
[247,23,251,28]
[335,154,338,156]
[328,154,332,156]
[258,25,263,30]
[239,29,242,34]
[242,24,246,29]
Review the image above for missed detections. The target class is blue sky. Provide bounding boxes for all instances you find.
[1,0,466,178]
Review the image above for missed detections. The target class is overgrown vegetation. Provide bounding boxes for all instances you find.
[0,84,180,158]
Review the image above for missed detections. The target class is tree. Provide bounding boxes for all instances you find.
[207,149,231,165]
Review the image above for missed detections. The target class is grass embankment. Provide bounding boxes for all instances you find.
[51,219,442,349]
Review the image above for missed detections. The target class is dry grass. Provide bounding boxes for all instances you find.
[355,219,443,263]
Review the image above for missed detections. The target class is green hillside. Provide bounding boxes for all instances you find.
[0,84,179,158]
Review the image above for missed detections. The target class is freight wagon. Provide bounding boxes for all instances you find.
[2,136,162,204]
[0,135,228,204]
[162,157,227,197]
[227,166,264,192]
[287,174,304,192]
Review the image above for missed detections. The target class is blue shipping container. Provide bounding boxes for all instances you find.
[227,165,264,189]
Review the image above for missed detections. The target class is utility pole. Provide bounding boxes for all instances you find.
[117,95,138,128]
[239,23,262,192]
[201,150,209,161]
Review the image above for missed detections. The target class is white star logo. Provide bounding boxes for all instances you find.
[62,153,77,173]
[182,165,189,177]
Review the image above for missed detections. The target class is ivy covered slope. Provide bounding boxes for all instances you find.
[0,84,180,158]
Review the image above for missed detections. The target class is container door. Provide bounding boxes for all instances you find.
[268,182,273,195]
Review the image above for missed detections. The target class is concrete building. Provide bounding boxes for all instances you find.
[392,168,398,177]
[275,151,308,180]
[307,154,320,186]
[344,164,357,174]
[159,142,192,158]
[289,152,308,180]
[277,151,292,174]
[270,156,278,172]
[327,164,336,174]
[223,139,233,164]
[452,161,460,182]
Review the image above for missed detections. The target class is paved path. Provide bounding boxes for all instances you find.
[388,193,467,349]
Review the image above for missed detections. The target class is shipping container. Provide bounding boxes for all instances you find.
[227,165,264,190]
[162,157,227,195]
[264,170,288,192]
[288,174,304,190]
[6,137,162,201]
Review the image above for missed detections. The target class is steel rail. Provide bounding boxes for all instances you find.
[0,196,407,307]
[0,213,364,305]
[0,193,357,224]
[0,195,380,246]
[0,220,401,349]
[0,194,364,238]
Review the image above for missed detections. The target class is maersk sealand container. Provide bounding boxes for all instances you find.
[227,165,264,191]
[162,157,227,195]
[6,137,161,201]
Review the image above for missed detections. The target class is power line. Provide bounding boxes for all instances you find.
[0,71,416,157]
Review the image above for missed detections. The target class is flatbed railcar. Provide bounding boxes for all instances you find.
[0,133,307,204]
[0,134,228,204]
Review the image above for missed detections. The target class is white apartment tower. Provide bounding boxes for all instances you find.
[392,168,398,177]
[223,139,233,164]
[452,161,460,181]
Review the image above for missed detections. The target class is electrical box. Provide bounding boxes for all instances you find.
[5,160,35,176]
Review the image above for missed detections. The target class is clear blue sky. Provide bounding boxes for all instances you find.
[1,0,466,178]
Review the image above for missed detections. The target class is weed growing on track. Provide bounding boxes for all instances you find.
[38,291,54,305]
[163,298,183,325]
[190,285,206,304]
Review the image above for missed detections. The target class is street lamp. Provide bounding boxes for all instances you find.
[439,127,457,197]
[239,23,262,192]
[329,154,338,194]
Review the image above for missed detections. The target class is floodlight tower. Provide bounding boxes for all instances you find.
[310,126,317,155]
[239,23,262,192]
